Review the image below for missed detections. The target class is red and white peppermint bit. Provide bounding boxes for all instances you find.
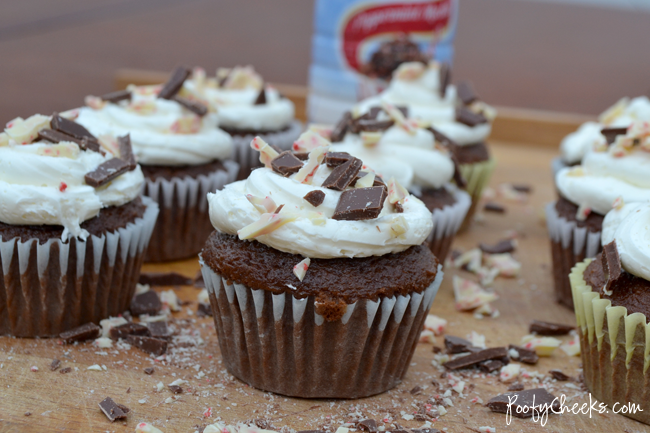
[250,136,279,168]
[418,329,436,344]
[484,253,521,278]
[36,143,79,159]
[136,422,164,433]
[599,97,627,125]
[30,366,38,372]
[453,275,498,311]
[294,144,329,184]
[308,124,333,140]
[222,66,262,90]
[423,314,447,335]
[497,183,527,203]
[381,101,416,135]
[0,132,10,147]
[393,61,425,81]
[170,115,201,134]
[59,182,67,193]
[560,333,581,356]
[575,203,591,222]
[293,258,311,282]
[246,194,277,214]
[127,100,157,115]
[292,130,330,153]
[389,215,408,236]
[4,114,50,144]
[612,196,624,210]
[84,95,106,110]
[97,134,120,156]
[361,131,382,148]
[478,427,496,433]
[452,248,482,272]
[192,66,206,89]
[238,211,297,240]
[499,363,520,382]
[355,172,375,188]
[520,335,561,356]
[386,176,408,205]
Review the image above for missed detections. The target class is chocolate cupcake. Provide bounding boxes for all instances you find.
[76,67,238,262]
[354,61,496,229]
[185,65,302,178]
[571,201,650,425]
[328,103,470,260]
[546,121,650,308]
[0,113,158,337]
[200,133,443,398]
[553,96,650,178]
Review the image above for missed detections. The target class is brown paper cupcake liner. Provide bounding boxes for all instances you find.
[425,185,471,261]
[231,120,303,179]
[458,157,496,232]
[546,202,602,309]
[571,261,650,425]
[0,197,159,337]
[199,257,443,398]
[143,160,238,262]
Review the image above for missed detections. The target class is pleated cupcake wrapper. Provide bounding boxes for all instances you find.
[231,120,303,179]
[0,197,159,337]
[458,157,496,231]
[546,201,602,308]
[199,257,443,398]
[142,160,239,262]
[426,185,472,260]
[570,261,650,425]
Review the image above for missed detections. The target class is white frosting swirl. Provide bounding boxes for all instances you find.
[355,64,493,145]
[76,88,233,166]
[602,202,650,281]
[0,141,144,240]
[332,126,454,189]
[556,148,650,215]
[560,96,650,164]
[208,166,433,259]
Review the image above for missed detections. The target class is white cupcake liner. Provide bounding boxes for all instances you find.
[425,185,472,260]
[199,256,443,398]
[0,197,159,337]
[142,160,239,262]
[545,201,602,308]
[230,120,303,179]
[570,261,650,425]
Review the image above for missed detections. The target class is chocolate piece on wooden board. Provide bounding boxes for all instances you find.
[484,202,506,213]
[486,388,560,418]
[438,63,451,98]
[98,397,130,422]
[456,81,479,105]
[330,112,352,142]
[172,95,208,117]
[602,240,622,293]
[50,359,61,371]
[197,303,213,317]
[147,321,172,340]
[332,187,387,221]
[455,107,487,127]
[325,151,352,167]
[59,322,101,344]
[84,158,131,188]
[303,190,325,207]
[508,382,525,391]
[144,367,155,375]
[529,320,574,336]
[59,367,72,374]
[254,87,267,105]
[479,239,516,254]
[168,385,183,394]
[157,66,191,99]
[358,419,378,432]
[443,347,509,370]
[479,360,504,373]
[601,126,628,145]
[130,290,162,316]
[549,369,571,381]
[127,335,168,356]
[50,113,95,140]
[271,151,304,176]
[139,272,193,286]
[444,335,480,354]
[508,344,539,365]
[101,89,131,103]
[322,157,362,191]
[512,184,532,193]
[109,322,151,340]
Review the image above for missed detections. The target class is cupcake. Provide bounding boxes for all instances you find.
[76,66,238,262]
[0,113,158,337]
[570,201,650,425]
[546,121,650,308]
[354,61,496,228]
[200,132,443,398]
[327,102,471,260]
[184,65,302,178]
[554,96,650,177]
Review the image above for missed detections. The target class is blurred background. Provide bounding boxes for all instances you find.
[1,0,649,124]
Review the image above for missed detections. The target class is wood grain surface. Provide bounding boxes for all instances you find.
[1,140,647,433]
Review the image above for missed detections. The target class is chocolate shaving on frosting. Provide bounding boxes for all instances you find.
[325,152,352,168]
[601,126,628,145]
[84,158,132,188]
[254,87,267,105]
[101,90,131,103]
[322,157,362,191]
[456,80,478,105]
[51,113,95,140]
[330,112,351,143]
[601,240,622,294]
[172,95,208,117]
[303,190,325,207]
[455,107,487,127]
[332,186,387,221]
[157,66,191,100]
[118,134,137,168]
[271,151,304,176]
[438,63,451,98]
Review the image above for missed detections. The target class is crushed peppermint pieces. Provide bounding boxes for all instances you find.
[293,258,311,282]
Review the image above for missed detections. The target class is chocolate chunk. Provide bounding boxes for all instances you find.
[158,65,191,99]
[438,63,451,98]
[325,152,352,168]
[512,184,532,193]
[50,113,95,140]
[168,385,183,394]
[130,291,162,316]
[254,88,266,105]
[394,202,403,213]
[271,151,304,176]
[117,134,136,168]
[98,397,130,422]
[293,152,309,161]
[80,136,102,153]
[486,388,560,418]
[602,240,622,293]
[333,187,387,221]
[330,112,352,142]
[322,157,362,191]
[410,385,423,395]
[144,367,155,375]
[139,272,193,286]
[358,419,378,432]
[479,239,516,254]
[549,369,571,381]
[601,126,628,145]
[356,119,394,132]
[84,158,131,188]
[367,106,382,119]
[443,347,508,370]
[479,359,504,373]
[427,126,457,148]
[455,107,487,127]
[197,302,213,317]
[172,95,208,117]
[529,320,574,336]
[508,382,525,391]
[274,204,284,214]
[50,359,61,371]
[456,81,478,105]
[484,202,506,213]
[303,190,325,207]
[508,345,539,365]
[147,321,172,340]
[100,90,131,104]
[450,153,467,189]
[127,335,168,356]
[59,322,101,344]
[37,129,82,146]
[444,335,478,354]
[110,322,151,340]
[60,367,72,374]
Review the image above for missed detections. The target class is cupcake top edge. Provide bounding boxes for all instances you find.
[602,201,650,282]
[0,113,144,241]
[207,131,434,259]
